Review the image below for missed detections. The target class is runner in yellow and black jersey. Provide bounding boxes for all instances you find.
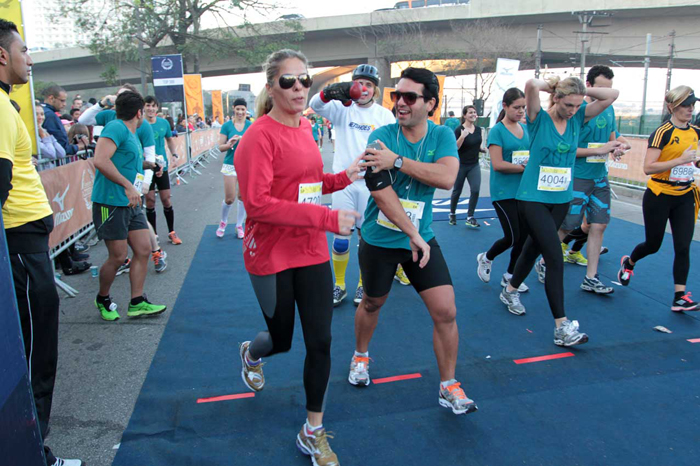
[618,86,700,312]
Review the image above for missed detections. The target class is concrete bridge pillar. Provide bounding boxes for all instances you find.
[371,57,393,97]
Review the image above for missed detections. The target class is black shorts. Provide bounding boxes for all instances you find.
[149,169,171,192]
[92,203,149,241]
[359,237,453,297]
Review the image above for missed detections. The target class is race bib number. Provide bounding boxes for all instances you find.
[220,164,237,176]
[133,173,145,193]
[586,143,608,163]
[377,199,425,232]
[537,166,571,192]
[511,150,529,165]
[298,182,322,205]
[669,163,695,183]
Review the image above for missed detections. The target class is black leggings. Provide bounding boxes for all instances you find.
[248,261,333,413]
[630,189,696,285]
[450,163,481,217]
[511,201,570,319]
[486,199,527,275]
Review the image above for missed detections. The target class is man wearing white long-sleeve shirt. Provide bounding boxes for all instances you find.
[309,64,395,307]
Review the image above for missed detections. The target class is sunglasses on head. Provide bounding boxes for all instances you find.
[278,73,313,90]
[390,91,425,106]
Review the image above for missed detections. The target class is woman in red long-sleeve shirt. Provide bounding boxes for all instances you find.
[234,49,360,466]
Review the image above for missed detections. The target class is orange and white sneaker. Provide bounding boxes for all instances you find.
[152,250,167,273]
[168,231,182,245]
[438,380,478,415]
[348,354,370,386]
[296,423,340,466]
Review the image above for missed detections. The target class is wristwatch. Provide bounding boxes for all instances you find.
[393,154,404,170]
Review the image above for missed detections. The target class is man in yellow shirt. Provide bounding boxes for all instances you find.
[0,19,82,466]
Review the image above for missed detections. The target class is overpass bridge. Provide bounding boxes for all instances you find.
[31,0,700,92]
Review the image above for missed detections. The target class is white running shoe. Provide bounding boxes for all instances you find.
[476,252,491,283]
[216,221,226,238]
[500,274,529,293]
[348,354,370,386]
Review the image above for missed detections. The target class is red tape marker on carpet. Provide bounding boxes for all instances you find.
[373,373,422,384]
[513,352,575,365]
[197,393,255,404]
[688,338,700,343]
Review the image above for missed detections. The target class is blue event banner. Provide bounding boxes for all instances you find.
[152,54,184,103]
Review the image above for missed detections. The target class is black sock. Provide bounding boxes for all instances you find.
[146,208,157,234]
[563,227,587,245]
[131,296,145,306]
[164,206,175,233]
[571,238,587,252]
[674,291,686,301]
[96,294,111,304]
[624,257,635,270]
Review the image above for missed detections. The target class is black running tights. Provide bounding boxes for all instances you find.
[510,201,569,319]
[630,189,696,285]
[248,261,333,413]
[486,199,527,274]
[450,163,481,217]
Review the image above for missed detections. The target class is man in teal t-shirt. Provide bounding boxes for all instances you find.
[559,65,631,293]
[350,67,478,416]
[91,91,167,322]
[443,111,461,131]
[143,95,182,244]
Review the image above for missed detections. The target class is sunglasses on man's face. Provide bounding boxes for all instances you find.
[278,73,313,90]
[390,91,425,106]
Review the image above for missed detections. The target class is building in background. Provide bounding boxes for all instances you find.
[23,0,90,50]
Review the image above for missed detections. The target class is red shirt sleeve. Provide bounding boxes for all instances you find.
[236,125,340,234]
[322,171,352,194]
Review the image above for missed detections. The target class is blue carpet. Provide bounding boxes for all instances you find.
[113,203,700,466]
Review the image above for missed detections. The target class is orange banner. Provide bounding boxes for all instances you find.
[190,129,220,156]
[39,159,96,249]
[429,75,446,125]
[166,135,187,171]
[212,90,223,124]
[382,87,395,112]
[184,74,204,118]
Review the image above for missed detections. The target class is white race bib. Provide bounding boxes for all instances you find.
[377,199,425,232]
[669,163,695,183]
[220,164,237,176]
[586,143,608,163]
[537,166,571,192]
[511,150,530,165]
[298,182,322,205]
[133,173,145,193]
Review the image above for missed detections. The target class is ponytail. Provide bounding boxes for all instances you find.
[496,109,506,123]
[255,87,273,117]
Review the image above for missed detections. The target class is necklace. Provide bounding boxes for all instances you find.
[397,125,427,198]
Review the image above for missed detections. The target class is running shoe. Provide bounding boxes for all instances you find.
[239,341,265,391]
[600,246,609,255]
[617,255,634,286]
[535,259,546,284]
[116,258,131,276]
[581,275,614,294]
[565,250,588,266]
[95,296,119,321]
[438,381,478,415]
[332,285,347,307]
[168,231,183,245]
[499,287,526,315]
[500,274,529,293]
[476,252,492,283]
[216,221,227,238]
[236,225,244,239]
[348,354,370,386]
[671,293,700,312]
[561,242,569,260]
[74,242,89,253]
[296,424,339,466]
[554,320,588,347]
[394,264,411,286]
[448,213,457,226]
[152,250,167,273]
[465,217,480,228]
[353,286,363,306]
[51,458,83,466]
[127,298,166,317]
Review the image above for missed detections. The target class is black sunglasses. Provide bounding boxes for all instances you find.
[390,91,426,106]
[278,73,313,90]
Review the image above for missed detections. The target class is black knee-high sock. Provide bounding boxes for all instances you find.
[146,207,157,233]
[164,206,175,233]
[563,226,587,246]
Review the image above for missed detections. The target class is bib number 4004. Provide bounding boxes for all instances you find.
[537,166,571,192]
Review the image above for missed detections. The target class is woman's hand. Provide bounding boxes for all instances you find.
[345,154,364,182]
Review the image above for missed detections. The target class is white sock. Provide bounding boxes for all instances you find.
[440,379,457,389]
[236,200,246,228]
[221,201,232,224]
[503,272,513,280]
[305,419,323,432]
[354,351,368,358]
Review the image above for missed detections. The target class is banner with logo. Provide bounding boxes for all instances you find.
[2,0,39,155]
[488,58,520,128]
[211,90,223,124]
[429,75,446,125]
[151,54,184,103]
[190,129,220,156]
[39,159,95,249]
[184,74,204,118]
[166,136,188,171]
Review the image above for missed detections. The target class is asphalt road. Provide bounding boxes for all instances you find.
[43,142,698,466]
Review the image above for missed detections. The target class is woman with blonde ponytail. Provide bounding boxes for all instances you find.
[617,85,700,311]
[233,49,363,466]
[499,74,618,347]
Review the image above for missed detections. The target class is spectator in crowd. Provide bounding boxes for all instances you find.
[225,115,231,122]
[67,124,91,155]
[0,18,84,466]
[187,115,196,131]
[196,116,206,129]
[176,114,187,133]
[166,115,178,137]
[35,102,65,168]
[69,107,81,123]
[212,115,222,128]
[87,97,97,107]
[41,85,89,155]
[71,95,82,110]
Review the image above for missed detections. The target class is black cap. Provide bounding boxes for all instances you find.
[680,91,698,107]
